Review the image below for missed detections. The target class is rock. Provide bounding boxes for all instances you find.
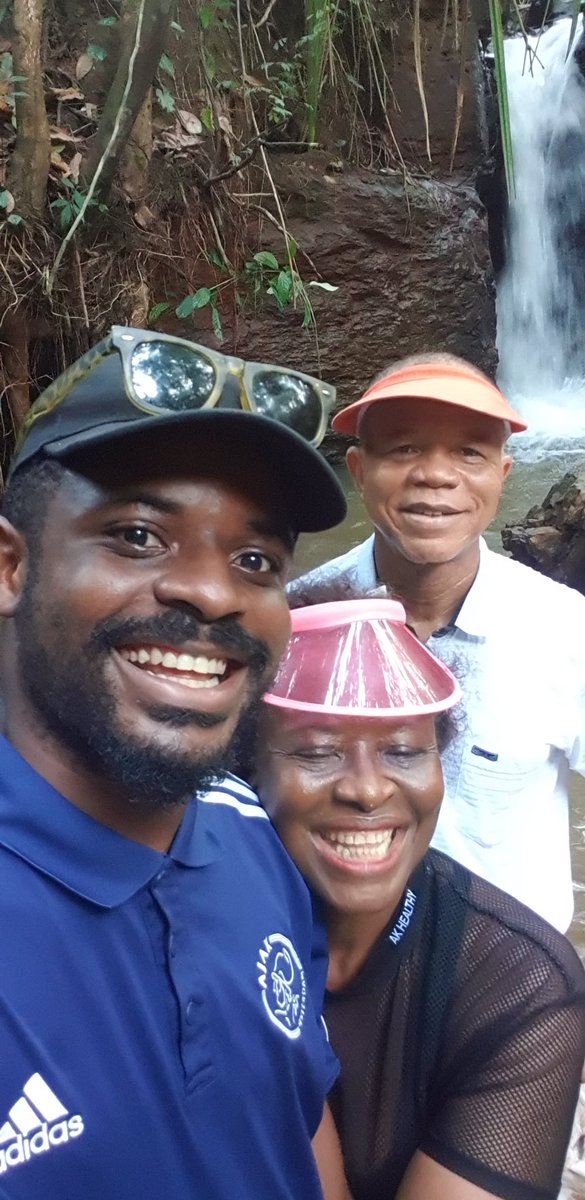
[501,472,585,595]
[166,153,496,462]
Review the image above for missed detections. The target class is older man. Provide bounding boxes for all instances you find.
[290,353,585,932]
[0,326,349,1198]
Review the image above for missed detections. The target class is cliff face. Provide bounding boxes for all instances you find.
[200,154,495,457]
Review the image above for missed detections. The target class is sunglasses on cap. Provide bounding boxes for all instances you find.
[18,326,336,451]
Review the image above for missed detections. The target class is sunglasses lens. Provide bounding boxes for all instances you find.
[130,342,216,411]
[252,372,322,441]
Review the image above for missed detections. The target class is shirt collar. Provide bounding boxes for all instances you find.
[365,533,491,638]
[356,534,378,589]
[0,736,218,909]
[452,538,493,638]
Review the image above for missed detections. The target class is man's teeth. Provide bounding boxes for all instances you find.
[319,829,396,860]
[119,646,228,688]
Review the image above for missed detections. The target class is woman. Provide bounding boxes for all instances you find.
[256,597,585,1200]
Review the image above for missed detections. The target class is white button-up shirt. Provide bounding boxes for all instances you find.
[289,537,585,931]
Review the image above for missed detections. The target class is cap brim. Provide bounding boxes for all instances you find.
[41,408,347,534]
[332,375,528,435]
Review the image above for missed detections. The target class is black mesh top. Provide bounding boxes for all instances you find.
[325,850,585,1200]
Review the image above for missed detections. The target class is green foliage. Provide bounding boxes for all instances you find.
[50,179,107,231]
[488,0,515,198]
[87,42,108,62]
[148,301,171,323]
[176,287,213,318]
[304,0,331,144]
[159,52,175,78]
[155,84,175,112]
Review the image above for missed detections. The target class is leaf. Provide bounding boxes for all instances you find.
[148,301,171,323]
[0,187,14,212]
[200,105,214,131]
[177,108,203,136]
[211,302,224,342]
[171,20,185,33]
[87,42,108,62]
[176,287,212,318]
[308,280,338,292]
[208,247,225,268]
[253,250,279,270]
[155,85,176,113]
[75,52,94,80]
[6,212,22,225]
[98,15,117,24]
[50,87,85,101]
[159,52,175,78]
[199,5,213,28]
[270,270,293,310]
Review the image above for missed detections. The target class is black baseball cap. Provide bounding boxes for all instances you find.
[9,349,347,534]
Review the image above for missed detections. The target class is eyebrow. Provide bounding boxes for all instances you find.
[248,517,295,553]
[101,492,182,515]
[98,494,296,550]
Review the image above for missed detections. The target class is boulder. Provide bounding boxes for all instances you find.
[501,472,585,595]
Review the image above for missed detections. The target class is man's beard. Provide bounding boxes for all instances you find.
[14,584,274,808]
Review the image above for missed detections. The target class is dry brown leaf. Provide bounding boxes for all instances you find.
[50,149,70,174]
[50,126,82,143]
[75,53,94,81]
[133,204,156,230]
[68,151,83,182]
[50,87,84,101]
[177,109,202,137]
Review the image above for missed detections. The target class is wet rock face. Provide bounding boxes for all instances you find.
[214,156,496,460]
[502,472,585,595]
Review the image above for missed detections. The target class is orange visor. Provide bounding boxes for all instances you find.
[331,361,528,436]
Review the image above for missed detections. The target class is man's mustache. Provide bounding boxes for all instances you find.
[89,610,272,676]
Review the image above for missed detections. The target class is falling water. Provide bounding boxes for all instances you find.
[496,18,585,437]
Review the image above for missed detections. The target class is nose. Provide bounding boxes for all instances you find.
[153,546,244,624]
[410,447,459,489]
[332,753,395,813]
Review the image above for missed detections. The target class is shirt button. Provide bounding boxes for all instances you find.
[186,998,199,1025]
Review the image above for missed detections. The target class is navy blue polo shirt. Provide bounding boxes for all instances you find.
[0,737,337,1199]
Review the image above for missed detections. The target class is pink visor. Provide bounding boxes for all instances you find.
[264,599,461,717]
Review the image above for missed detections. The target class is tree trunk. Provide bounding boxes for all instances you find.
[120,88,153,202]
[84,0,174,202]
[9,0,50,216]
[1,310,30,435]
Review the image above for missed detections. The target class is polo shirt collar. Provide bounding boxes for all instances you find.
[0,736,217,909]
[452,537,492,638]
[366,533,491,639]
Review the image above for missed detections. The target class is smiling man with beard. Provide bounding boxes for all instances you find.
[0,327,349,1200]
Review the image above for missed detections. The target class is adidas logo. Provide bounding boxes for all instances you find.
[0,1073,84,1175]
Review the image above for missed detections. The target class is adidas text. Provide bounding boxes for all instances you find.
[0,1116,84,1174]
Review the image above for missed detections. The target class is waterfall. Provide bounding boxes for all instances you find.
[496,18,585,435]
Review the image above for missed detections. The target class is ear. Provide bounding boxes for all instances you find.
[0,518,28,617]
[346,445,365,496]
[502,453,513,482]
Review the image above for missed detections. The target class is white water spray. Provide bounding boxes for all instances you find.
[496,18,585,437]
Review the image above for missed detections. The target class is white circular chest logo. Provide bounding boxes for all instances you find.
[257,933,307,1039]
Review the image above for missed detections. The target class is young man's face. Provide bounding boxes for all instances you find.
[347,398,512,567]
[5,435,294,805]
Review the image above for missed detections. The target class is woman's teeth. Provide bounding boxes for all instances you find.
[119,646,228,689]
[319,829,396,861]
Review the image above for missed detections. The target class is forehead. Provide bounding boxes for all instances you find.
[49,428,295,540]
[359,397,507,446]
[262,708,435,745]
